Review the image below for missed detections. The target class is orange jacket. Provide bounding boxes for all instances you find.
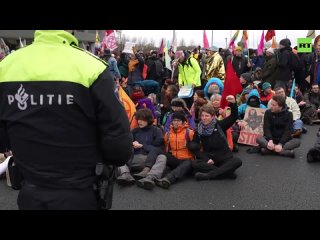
[164,124,194,160]
[119,86,138,129]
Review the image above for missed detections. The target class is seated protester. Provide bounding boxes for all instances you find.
[210,94,223,117]
[292,84,304,104]
[236,88,251,106]
[240,72,254,91]
[252,67,263,83]
[130,84,145,104]
[160,83,179,118]
[190,90,208,126]
[209,93,234,151]
[163,98,195,132]
[155,112,195,189]
[234,89,266,151]
[188,97,242,180]
[256,95,301,157]
[307,128,320,162]
[301,83,320,125]
[203,77,224,100]
[259,82,275,107]
[148,93,161,125]
[268,86,304,138]
[116,109,166,189]
[236,73,255,104]
[238,89,267,119]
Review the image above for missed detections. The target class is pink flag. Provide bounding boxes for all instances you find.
[203,30,209,49]
[257,30,265,56]
[101,30,118,52]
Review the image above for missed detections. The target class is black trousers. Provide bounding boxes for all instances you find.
[18,182,98,210]
[193,154,242,179]
[165,153,193,183]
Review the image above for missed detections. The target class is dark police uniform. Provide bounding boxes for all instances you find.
[0,30,132,210]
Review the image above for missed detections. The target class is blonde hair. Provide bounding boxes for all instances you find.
[148,93,157,105]
[210,94,222,102]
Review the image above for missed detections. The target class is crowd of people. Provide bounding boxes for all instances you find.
[77,34,320,191]
[1,33,320,193]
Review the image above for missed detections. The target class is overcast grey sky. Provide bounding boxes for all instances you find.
[121,30,319,49]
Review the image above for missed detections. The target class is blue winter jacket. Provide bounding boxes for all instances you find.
[238,89,266,119]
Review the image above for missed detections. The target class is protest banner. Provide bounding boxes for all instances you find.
[122,42,135,54]
[238,107,265,146]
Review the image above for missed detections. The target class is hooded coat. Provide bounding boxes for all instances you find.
[238,89,267,119]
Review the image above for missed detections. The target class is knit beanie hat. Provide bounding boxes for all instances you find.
[241,72,252,83]
[171,111,187,122]
[279,39,291,47]
[262,82,272,91]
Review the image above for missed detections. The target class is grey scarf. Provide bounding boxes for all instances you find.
[197,119,216,136]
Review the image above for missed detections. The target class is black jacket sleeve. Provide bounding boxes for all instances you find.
[188,131,210,162]
[91,68,133,166]
[136,53,145,73]
[219,103,238,132]
[279,111,293,145]
[263,110,273,141]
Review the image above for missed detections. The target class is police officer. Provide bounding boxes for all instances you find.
[0,30,133,210]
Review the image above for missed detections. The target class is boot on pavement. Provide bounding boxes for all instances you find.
[136,175,155,190]
[155,177,171,189]
[116,172,135,186]
[133,167,150,180]
[279,150,295,158]
[260,148,274,155]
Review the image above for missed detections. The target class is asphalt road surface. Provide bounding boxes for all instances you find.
[1,125,320,210]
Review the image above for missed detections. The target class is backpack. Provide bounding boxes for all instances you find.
[289,51,303,72]
[154,59,164,79]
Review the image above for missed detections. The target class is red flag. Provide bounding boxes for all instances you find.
[220,60,243,108]
[203,30,209,49]
[265,30,275,42]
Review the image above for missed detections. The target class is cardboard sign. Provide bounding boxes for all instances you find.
[122,42,135,54]
[238,107,265,146]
